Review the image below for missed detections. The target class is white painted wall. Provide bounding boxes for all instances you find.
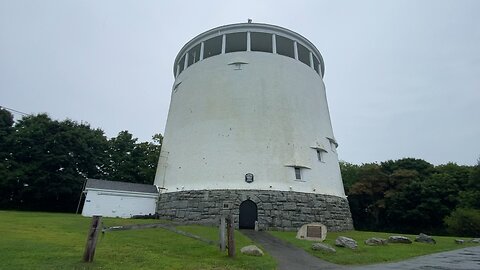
[154,24,346,198]
[82,188,158,218]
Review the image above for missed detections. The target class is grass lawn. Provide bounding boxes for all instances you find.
[0,211,276,270]
[269,230,479,265]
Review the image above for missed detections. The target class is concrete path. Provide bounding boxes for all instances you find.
[240,230,345,270]
[241,230,480,270]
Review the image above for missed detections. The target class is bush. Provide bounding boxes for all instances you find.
[444,208,480,237]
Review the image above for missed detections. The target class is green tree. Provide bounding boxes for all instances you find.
[386,174,456,233]
[458,158,480,209]
[348,163,390,230]
[339,161,359,193]
[105,131,161,184]
[0,108,15,207]
[134,133,162,184]
[381,158,434,179]
[385,162,471,234]
[0,112,162,212]
[1,114,109,211]
[444,208,480,237]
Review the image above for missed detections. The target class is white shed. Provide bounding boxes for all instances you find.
[81,179,158,218]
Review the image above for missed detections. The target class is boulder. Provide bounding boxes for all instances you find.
[388,236,412,244]
[415,233,436,244]
[312,243,336,253]
[335,236,358,249]
[470,238,480,243]
[365,237,388,246]
[455,239,465,244]
[240,245,264,256]
[296,223,327,241]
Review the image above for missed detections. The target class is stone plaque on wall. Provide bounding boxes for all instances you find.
[296,223,327,241]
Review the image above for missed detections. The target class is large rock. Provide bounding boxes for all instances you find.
[455,239,465,244]
[312,243,336,253]
[470,238,480,243]
[388,236,412,244]
[240,245,264,256]
[365,237,388,246]
[296,223,327,241]
[335,236,358,249]
[415,233,436,244]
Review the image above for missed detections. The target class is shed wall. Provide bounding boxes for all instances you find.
[82,189,157,218]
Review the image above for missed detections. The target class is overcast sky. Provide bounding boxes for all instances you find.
[1,0,479,165]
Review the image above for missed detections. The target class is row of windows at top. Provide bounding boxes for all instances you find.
[175,32,322,77]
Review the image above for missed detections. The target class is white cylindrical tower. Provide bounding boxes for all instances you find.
[155,23,353,231]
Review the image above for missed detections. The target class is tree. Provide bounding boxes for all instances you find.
[458,158,480,209]
[386,174,455,233]
[104,131,161,184]
[444,208,480,237]
[384,162,472,234]
[339,161,359,193]
[0,109,15,208]
[381,158,434,179]
[134,133,162,184]
[1,114,109,211]
[348,163,390,230]
[0,112,162,212]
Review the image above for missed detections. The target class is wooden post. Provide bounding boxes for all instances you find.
[219,216,226,252]
[226,215,235,257]
[83,215,102,262]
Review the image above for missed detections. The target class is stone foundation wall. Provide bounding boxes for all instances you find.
[157,189,354,231]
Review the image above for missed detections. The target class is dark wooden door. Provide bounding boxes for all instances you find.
[239,200,257,229]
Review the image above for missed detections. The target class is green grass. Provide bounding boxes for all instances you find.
[269,230,479,265]
[0,211,276,270]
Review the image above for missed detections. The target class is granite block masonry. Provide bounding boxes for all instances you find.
[157,190,354,231]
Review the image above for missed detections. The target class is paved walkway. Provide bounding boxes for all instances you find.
[241,230,344,270]
[353,246,480,270]
[241,230,480,270]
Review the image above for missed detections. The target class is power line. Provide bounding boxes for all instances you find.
[0,105,30,116]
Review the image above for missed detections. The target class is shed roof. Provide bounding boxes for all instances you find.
[85,179,158,194]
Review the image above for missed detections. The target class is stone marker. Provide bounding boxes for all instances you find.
[388,236,412,244]
[415,233,436,244]
[455,239,465,244]
[365,237,388,246]
[240,245,264,256]
[296,223,327,241]
[335,236,358,249]
[312,243,336,253]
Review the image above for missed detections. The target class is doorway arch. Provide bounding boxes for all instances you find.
[239,200,258,229]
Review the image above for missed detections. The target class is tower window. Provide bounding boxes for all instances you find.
[177,54,186,75]
[312,55,320,74]
[297,43,310,67]
[330,141,336,153]
[226,32,247,53]
[276,36,295,58]
[203,36,222,59]
[187,43,201,67]
[316,149,326,162]
[251,32,272,53]
[294,167,302,180]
